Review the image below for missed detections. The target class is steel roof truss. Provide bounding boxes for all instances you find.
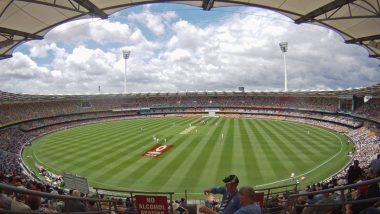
[15,0,86,13]
[71,0,108,19]
[346,35,380,43]
[0,27,43,40]
[295,0,358,24]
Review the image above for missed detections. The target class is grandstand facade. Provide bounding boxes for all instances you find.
[1,84,379,128]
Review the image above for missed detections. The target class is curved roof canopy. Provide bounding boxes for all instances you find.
[0,0,380,60]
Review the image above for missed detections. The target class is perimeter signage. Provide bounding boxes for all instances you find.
[143,144,173,158]
[135,195,169,214]
[63,172,89,194]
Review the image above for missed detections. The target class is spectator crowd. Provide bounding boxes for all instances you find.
[1,94,379,127]
[291,125,380,214]
[0,93,379,213]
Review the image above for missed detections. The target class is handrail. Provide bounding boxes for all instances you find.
[93,187,175,195]
[284,178,380,214]
[288,177,380,198]
[295,196,380,208]
[256,183,298,191]
[0,183,113,203]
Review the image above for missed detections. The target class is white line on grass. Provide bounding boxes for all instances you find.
[174,126,347,194]
[26,119,348,195]
[33,151,63,173]
[255,123,344,188]
[82,123,346,195]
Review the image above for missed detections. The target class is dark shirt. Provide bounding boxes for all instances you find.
[368,183,380,199]
[351,195,371,214]
[210,187,241,214]
[347,165,362,184]
[124,206,138,214]
[64,200,86,212]
[371,159,380,174]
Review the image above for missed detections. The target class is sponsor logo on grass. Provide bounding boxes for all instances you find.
[143,144,173,157]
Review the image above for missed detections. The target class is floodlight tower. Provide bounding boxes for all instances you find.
[279,42,288,92]
[122,50,131,93]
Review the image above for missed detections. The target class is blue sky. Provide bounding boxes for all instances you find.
[1,3,379,94]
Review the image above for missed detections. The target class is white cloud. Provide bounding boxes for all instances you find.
[128,8,178,35]
[45,19,152,46]
[163,48,192,61]
[1,6,379,94]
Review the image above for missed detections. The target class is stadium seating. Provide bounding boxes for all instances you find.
[0,88,379,213]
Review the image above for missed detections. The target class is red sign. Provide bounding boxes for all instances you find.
[143,144,173,158]
[253,192,264,207]
[135,195,169,214]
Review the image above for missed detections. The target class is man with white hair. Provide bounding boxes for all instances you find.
[0,194,11,210]
[11,186,31,211]
[64,190,85,212]
[234,186,261,214]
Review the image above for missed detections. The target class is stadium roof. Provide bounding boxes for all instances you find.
[0,84,379,104]
[0,0,380,60]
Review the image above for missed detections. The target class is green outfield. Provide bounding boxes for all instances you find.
[23,117,352,198]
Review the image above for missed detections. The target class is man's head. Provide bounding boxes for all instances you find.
[0,194,11,210]
[27,196,41,211]
[87,193,97,206]
[239,186,255,206]
[353,160,359,167]
[223,175,239,192]
[15,186,28,201]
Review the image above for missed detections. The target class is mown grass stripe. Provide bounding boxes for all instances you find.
[36,118,192,174]
[243,119,277,181]
[239,118,263,184]
[259,120,313,171]
[38,119,145,141]
[144,130,210,190]
[36,118,165,153]
[23,117,352,196]
[36,118,172,164]
[191,118,229,189]
[148,118,219,189]
[275,121,336,153]
[268,121,321,159]
[159,118,225,191]
[215,118,235,181]
[249,119,288,179]
[37,118,172,151]
[280,121,339,147]
[275,121,339,154]
[82,117,199,178]
[257,120,299,172]
[110,117,205,189]
[231,119,248,180]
